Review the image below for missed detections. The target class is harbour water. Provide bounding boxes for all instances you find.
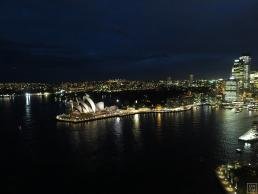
[1,95,258,194]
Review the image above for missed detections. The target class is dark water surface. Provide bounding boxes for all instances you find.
[1,95,258,194]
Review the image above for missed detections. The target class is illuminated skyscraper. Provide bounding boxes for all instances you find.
[224,78,238,102]
[250,71,258,93]
[167,76,173,86]
[189,74,194,86]
[231,54,251,90]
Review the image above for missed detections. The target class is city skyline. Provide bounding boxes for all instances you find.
[0,0,258,81]
[0,54,256,83]
[1,1,258,194]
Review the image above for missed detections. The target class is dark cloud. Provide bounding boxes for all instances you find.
[0,0,257,81]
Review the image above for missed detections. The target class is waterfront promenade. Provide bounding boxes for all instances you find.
[215,164,238,194]
[216,162,258,194]
[56,105,193,123]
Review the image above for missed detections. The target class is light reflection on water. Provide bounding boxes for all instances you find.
[210,109,258,163]
[55,107,258,164]
[114,117,122,137]
[25,94,31,106]
[1,97,258,194]
[156,113,161,129]
[131,114,142,149]
[3,96,257,162]
[133,114,139,125]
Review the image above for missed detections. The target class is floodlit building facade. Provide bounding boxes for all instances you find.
[250,71,258,93]
[231,55,251,90]
[224,78,238,102]
[67,94,106,114]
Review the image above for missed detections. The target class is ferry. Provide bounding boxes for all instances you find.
[239,127,258,142]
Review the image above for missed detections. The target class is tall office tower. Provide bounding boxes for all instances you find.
[189,74,194,86]
[224,78,238,102]
[231,54,251,90]
[250,71,258,93]
[167,76,173,86]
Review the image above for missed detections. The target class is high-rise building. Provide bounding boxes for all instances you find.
[167,76,173,86]
[250,71,258,92]
[224,78,238,102]
[231,54,251,90]
[189,74,194,86]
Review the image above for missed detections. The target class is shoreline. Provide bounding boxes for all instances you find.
[56,105,193,123]
[215,165,237,194]
[215,163,239,194]
[215,162,258,194]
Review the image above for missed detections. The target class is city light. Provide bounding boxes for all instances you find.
[1,1,258,193]
[1,69,258,194]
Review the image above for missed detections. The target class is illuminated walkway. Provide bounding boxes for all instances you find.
[56,105,193,123]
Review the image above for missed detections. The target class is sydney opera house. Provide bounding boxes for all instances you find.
[56,94,121,122]
[56,94,193,123]
[66,94,118,115]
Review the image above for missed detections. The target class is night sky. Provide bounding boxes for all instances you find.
[0,0,258,82]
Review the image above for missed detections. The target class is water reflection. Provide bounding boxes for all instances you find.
[56,114,144,152]
[2,96,258,194]
[24,95,32,125]
[244,142,251,150]
[156,113,162,129]
[133,114,140,129]
[114,117,122,137]
[57,119,116,145]
[132,114,141,142]
[113,117,123,153]
[26,93,31,106]
[212,109,258,163]
[71,130,81,150]
[10,96,258,174]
